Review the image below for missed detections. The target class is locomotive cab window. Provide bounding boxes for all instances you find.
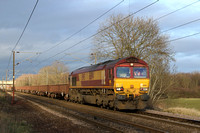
[116,67,130,78]
[133,67,147,78]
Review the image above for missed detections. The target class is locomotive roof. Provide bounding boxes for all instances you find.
[71,56,147,75]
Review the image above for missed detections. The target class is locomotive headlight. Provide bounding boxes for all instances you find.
[116,87,124,91]
[140,87,148,91]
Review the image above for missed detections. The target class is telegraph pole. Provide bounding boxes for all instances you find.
[12,51,15,104]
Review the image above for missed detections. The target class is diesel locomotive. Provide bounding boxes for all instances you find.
[67,56,150,110]
[16,56,150,110]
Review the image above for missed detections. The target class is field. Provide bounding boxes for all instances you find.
[156,98,200,117]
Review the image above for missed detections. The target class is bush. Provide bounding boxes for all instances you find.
[167,72,200,98]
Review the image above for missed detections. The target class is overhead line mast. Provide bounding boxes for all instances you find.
[4,0,39,104]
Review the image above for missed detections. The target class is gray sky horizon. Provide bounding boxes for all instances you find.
[0,0,200,79]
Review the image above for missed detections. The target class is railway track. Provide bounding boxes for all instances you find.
[136,111,200,126]
[125,111,200,131]
[14,92,200,132]
[14,92,166,132]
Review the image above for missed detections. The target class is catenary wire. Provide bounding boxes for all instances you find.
[167,32,200,43]
[42,0,124,54]
[24,0,199,73]
[12,0,39,51]
[21,0,125,74]
[13,0,200,77]
[34,0,159,67]
[60,0,200,59]
[33,0,199,75]
[71,32,200,70]
[50,0,200,60]
[29,0,124,63]
[3,0,39,78]
[161,18,200,33]
[17,30,200,76]
[155,0,200,21]
[43,0,199,61]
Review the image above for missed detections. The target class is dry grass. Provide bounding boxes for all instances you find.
[0,90,31,133]
[155,98,200,117]
[163,107,200,117]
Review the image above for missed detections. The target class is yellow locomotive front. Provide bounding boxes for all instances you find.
[113,59,150,110]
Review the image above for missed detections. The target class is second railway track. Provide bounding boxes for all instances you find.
[14,92,200,132]
[134,111,200,127]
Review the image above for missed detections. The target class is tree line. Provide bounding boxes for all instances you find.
[16,61,69,86]
[167,72,200,98]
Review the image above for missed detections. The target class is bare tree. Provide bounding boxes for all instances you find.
[16,74,36,86]
[38,61,69,85]
[16,61,69,86]
[91,14,175,104]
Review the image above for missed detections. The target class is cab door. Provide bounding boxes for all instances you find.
[108,68,114,86]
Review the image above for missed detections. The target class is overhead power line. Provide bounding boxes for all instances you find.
[19,0,124,74]
[161,18,200,33]
[50,1,200,71]
[155,0,200,21]
[167,32,200,43]
[6,53,12,71]
[12,0,39,51]
[35,0,159,67]
[4,0,39,78]
[17,0,200,76]
[29,0,124,65]
[35,0,199,67]
[42,0,124,54]
[71,32,200,69]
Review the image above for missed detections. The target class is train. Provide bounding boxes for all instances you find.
[16,56,150,110]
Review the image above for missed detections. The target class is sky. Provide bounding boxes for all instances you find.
[0,0,200,80]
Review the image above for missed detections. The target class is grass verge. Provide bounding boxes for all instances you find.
[155,98,200,117]
[163,107,200,117]
[0,90,31,133]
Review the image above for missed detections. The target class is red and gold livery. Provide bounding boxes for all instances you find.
[68,56,150,110]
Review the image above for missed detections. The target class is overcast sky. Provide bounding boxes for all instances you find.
[0,0,200,79]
